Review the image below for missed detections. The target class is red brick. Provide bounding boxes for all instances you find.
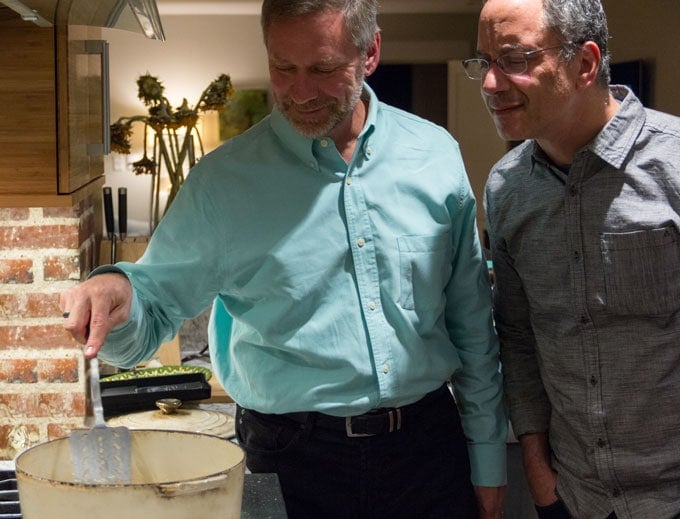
[0,392,84,419]
[39,392,86,418]
[79,210,96,245]
[0,393,40,418]
[79,243,94,279]
[0,359,38,383]
[0,423,40,451]
[0,325,78,349]
[43,206,78,219]
[43,195,92,220]
[0,293,60,319]
[0,425,10,450]
[0,224,79,250]
[0,258,33,284]
[47,422,76,440]
[44,255,80,281]
[0,208,30,222]
[38,357,79,383]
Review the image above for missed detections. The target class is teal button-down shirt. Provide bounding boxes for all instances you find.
[101,84,506,486]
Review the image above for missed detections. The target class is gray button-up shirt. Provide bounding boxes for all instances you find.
[485,86,680,519]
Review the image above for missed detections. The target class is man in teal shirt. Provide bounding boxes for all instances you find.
[62,0,507,516]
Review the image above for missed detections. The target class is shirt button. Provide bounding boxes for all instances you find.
[590,375,598,386]
[365,145,372,156]
[573,250,580,262]
[382,364,389,374]
[570,185,578,196]
[346,177,352,185]
[368,301,376,310]
[320,139,329,147]
[612,488,621,498]
[357,237,366,247]
[597,438,607,448]
[580,315,589,324]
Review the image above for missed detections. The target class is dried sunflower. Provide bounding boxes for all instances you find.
[137,74,165,106]
[112,72,235,232]
[131,154,156,176]
[199,74,234,111]
[174,98,199,128]
[110,121,133,154]
[148,103,174,131]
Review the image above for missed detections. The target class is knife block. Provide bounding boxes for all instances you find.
[99,236,150,265]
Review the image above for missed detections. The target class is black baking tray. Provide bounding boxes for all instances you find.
[100,372,211,417]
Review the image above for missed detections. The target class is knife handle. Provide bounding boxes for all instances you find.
[118,187,127,241]
[103,186,114,239]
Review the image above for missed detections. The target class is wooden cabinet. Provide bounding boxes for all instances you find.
[0,0,163,208]
[56,24,108,195]
[0,11,107,206]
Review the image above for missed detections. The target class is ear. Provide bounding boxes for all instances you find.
[575,41,601,89]
[364,31,381,77]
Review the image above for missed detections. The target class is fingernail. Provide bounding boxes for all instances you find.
[84,345,95,357]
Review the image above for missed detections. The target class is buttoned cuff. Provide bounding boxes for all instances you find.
[468,441,508,487]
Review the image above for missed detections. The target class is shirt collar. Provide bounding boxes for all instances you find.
[269,82,378,168]
[531,85,646,172]
[589,85,645,169]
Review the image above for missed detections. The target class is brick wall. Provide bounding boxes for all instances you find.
[0,198,97,460]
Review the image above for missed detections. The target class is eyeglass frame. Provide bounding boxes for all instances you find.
[461,43,576,80]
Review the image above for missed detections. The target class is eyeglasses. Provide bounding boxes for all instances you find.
[462,45,569,80]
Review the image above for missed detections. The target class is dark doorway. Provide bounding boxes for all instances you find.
[367,63,448,127]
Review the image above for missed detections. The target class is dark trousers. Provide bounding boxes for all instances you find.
[236,384,479,519]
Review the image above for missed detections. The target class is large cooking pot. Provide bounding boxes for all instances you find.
[15,429,245,519]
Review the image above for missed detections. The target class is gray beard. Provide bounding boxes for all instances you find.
[277,76,365,139]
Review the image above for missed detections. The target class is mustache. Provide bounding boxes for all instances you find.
[280,98,334,112]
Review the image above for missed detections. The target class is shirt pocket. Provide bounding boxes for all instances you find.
[600,225,680,315]
[397,233,451,311]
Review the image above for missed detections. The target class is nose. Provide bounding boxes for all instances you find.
[289,72,318,105]
[481,62,510,96]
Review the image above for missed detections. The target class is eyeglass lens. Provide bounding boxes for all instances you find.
[463,53,529,80]
[463,45,568,80]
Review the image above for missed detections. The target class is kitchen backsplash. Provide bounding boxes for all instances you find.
[0,198,97,459]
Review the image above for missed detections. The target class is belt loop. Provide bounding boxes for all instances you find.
[388,408,402,432]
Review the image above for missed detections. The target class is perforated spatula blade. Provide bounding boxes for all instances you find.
[70,357,131,484]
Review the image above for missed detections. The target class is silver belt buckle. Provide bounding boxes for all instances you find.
[345,416,373,437]
[345,409,402,437]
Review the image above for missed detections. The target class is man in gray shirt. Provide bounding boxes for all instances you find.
[462,0,680,517]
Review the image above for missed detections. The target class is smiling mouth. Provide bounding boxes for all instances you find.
[296,107,325,115]
[289,101,329,113]
[489,102,523,115]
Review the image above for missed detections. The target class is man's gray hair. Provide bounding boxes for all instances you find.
[480,0,612,87]
[541,0,611,87]
[261,0,379,53]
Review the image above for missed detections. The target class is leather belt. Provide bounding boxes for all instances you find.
[280,384,448,437]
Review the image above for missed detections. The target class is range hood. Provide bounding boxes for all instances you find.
[0,0,165,40]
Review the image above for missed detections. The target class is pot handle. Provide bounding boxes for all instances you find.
[155,472,235,497]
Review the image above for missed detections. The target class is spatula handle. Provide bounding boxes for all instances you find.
[88,357,106,427]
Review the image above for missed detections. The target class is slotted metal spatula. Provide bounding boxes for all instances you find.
[70,356,131,484]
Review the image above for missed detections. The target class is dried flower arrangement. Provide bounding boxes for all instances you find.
[110,73,233,231]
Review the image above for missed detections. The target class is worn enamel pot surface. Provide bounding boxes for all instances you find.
[15,429,245,519]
